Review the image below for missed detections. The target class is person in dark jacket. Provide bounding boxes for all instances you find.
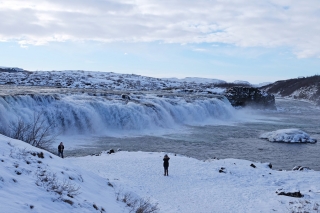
[163,154,170,176]
[58,142,64,158]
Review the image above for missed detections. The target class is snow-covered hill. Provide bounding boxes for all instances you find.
[1,134,320,213]
[0,67,25,72]
[261,75,320,105]
[0,134,131,212]
[0,69,227,92]
[163,77,226,84]
[0,67,260,93]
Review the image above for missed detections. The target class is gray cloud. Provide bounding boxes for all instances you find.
[0,0,319,57]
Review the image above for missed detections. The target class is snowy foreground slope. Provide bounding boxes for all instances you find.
[1,134,320,213]
[70,151,320,213]
[0,135,127,213]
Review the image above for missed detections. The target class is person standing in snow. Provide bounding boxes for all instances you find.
[163,154,170,176]
[58,142,64,158]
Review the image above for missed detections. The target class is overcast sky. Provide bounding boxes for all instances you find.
[0,0,319,83]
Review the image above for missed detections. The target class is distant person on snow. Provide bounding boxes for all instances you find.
[58,142,64,158]
[163,154,170,176]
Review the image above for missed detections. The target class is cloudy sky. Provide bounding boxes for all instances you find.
[0,0,320,83]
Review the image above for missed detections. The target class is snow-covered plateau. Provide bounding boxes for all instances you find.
[0,69,228,92]
[1,135,320,213]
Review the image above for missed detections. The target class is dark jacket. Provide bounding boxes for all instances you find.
[163,157,170,168]
[58,145,64,152]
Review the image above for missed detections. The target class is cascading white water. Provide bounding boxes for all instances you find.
[0,93,236,136]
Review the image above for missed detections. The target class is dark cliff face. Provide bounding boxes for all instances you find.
[224,86,276,109]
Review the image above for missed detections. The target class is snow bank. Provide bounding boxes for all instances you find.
[70,151,320,213]
[260,129,317,143]
[0,134,127,213]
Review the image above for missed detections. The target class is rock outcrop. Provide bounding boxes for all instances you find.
[292,166,312,171]
[277,191,304,198]
[224,86,276,109]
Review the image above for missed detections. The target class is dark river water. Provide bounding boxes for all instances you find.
[65,98,320,171]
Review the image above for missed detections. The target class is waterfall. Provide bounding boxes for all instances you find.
[0,93,236,136]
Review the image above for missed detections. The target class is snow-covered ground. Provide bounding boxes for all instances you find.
[2,134,320,213]
[0,134,128,213]
[1,69,319,212]
[260,129,317,143]
[70,151,320,213]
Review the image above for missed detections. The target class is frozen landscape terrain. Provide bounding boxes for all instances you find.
[262,75,320,106]
[0,135,127,213]
[0,68,228,91]
[0,68,320,212]
[1,135,320,213]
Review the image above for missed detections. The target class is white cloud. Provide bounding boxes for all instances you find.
[18,40,29,48]
[0,0,320,57]
[193,48,207,52]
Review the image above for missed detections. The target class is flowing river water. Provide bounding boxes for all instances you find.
[65,98,320,171]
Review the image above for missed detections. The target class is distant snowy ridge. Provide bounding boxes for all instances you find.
[261,75,320,105]
[0,70,228,91]
[254,82,273,87]
[0,69,254,92]
[162,77,227,84]
[0,66,25,72]
[232,80,251,85]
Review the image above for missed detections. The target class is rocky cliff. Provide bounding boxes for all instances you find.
[224,86,276,109]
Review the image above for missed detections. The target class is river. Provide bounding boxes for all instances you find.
[64,98,320,171]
